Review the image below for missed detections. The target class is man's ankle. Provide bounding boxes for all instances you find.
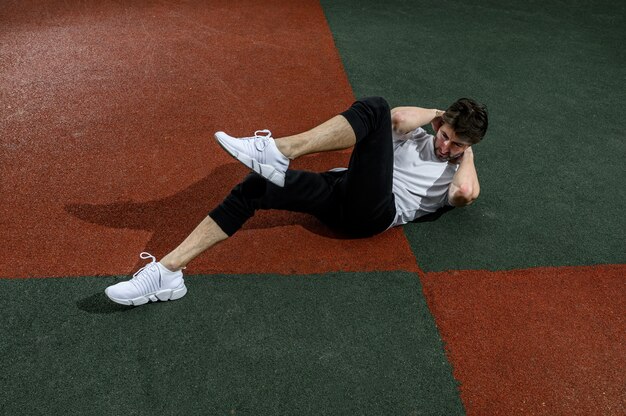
[159,258,182,273]
[275,138,296,160]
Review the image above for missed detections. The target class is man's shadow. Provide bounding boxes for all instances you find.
[65,154,352,269]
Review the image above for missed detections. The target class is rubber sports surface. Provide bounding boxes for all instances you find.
[2,1,624,415]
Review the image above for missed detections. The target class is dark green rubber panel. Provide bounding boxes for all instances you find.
[1,272,464,416]
[321,0,626,271]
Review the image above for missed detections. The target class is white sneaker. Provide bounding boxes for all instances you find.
[214,129,290,187]
[105,252,187,306]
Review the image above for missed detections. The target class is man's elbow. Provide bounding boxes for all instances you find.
[391,110,405,132]
[451,184,480,207]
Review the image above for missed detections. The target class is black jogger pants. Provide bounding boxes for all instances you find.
[209,96,396,238]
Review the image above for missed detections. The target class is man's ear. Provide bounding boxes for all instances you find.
[431,117,443,132]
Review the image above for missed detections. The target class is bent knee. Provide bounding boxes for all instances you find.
[361,96,390,115]
[359,96,391,131]
[240,173,268,198]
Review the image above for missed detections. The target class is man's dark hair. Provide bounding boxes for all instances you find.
[442,98,488,144]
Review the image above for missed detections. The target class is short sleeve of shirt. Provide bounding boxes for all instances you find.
[392,127,430,143]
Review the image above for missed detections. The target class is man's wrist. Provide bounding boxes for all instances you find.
[459,147,474,164]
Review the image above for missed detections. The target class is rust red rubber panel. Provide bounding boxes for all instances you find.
[1,0,419,278]
[421,264,626,415]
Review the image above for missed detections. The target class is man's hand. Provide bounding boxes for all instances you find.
[447,145,471,165]
[430,111,444,132]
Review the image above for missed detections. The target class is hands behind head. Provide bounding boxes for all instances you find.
[448,146,473,165]
[431,114,444,132]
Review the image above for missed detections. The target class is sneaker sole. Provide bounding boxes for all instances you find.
[214,132,286,187]
[105,284,188,306]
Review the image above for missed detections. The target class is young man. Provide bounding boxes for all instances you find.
[105,96,488,306]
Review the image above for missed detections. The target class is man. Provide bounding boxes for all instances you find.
[105,96,488,306]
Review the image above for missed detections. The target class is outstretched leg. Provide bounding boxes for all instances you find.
[105,169,337,306]
[160,215,228,271]
[105,215,228,305]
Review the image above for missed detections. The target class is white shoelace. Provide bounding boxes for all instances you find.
[252,129,272,151]
[130,252,161,293]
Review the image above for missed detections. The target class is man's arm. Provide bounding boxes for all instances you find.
[447,147,480,207]
[391,107,444,135]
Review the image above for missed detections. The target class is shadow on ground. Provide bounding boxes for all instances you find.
[65,154,358,266]
[76,291,132,314]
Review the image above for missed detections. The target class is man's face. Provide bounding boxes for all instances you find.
[433,123,471,161]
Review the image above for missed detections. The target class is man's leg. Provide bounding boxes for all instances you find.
[214,115,356,187]
[336,97,396,236]
[258,96,396,236]
[207,169,339,238]
[161,166,338,272]
[159,215,228,271]
[105,169,336,305]
[215,96,396,236]
[275,115,356,159]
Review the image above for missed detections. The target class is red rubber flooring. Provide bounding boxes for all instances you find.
[1,0,418,278]
[422,264,626,415]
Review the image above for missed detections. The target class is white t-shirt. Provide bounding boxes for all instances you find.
[389,127,458,228]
